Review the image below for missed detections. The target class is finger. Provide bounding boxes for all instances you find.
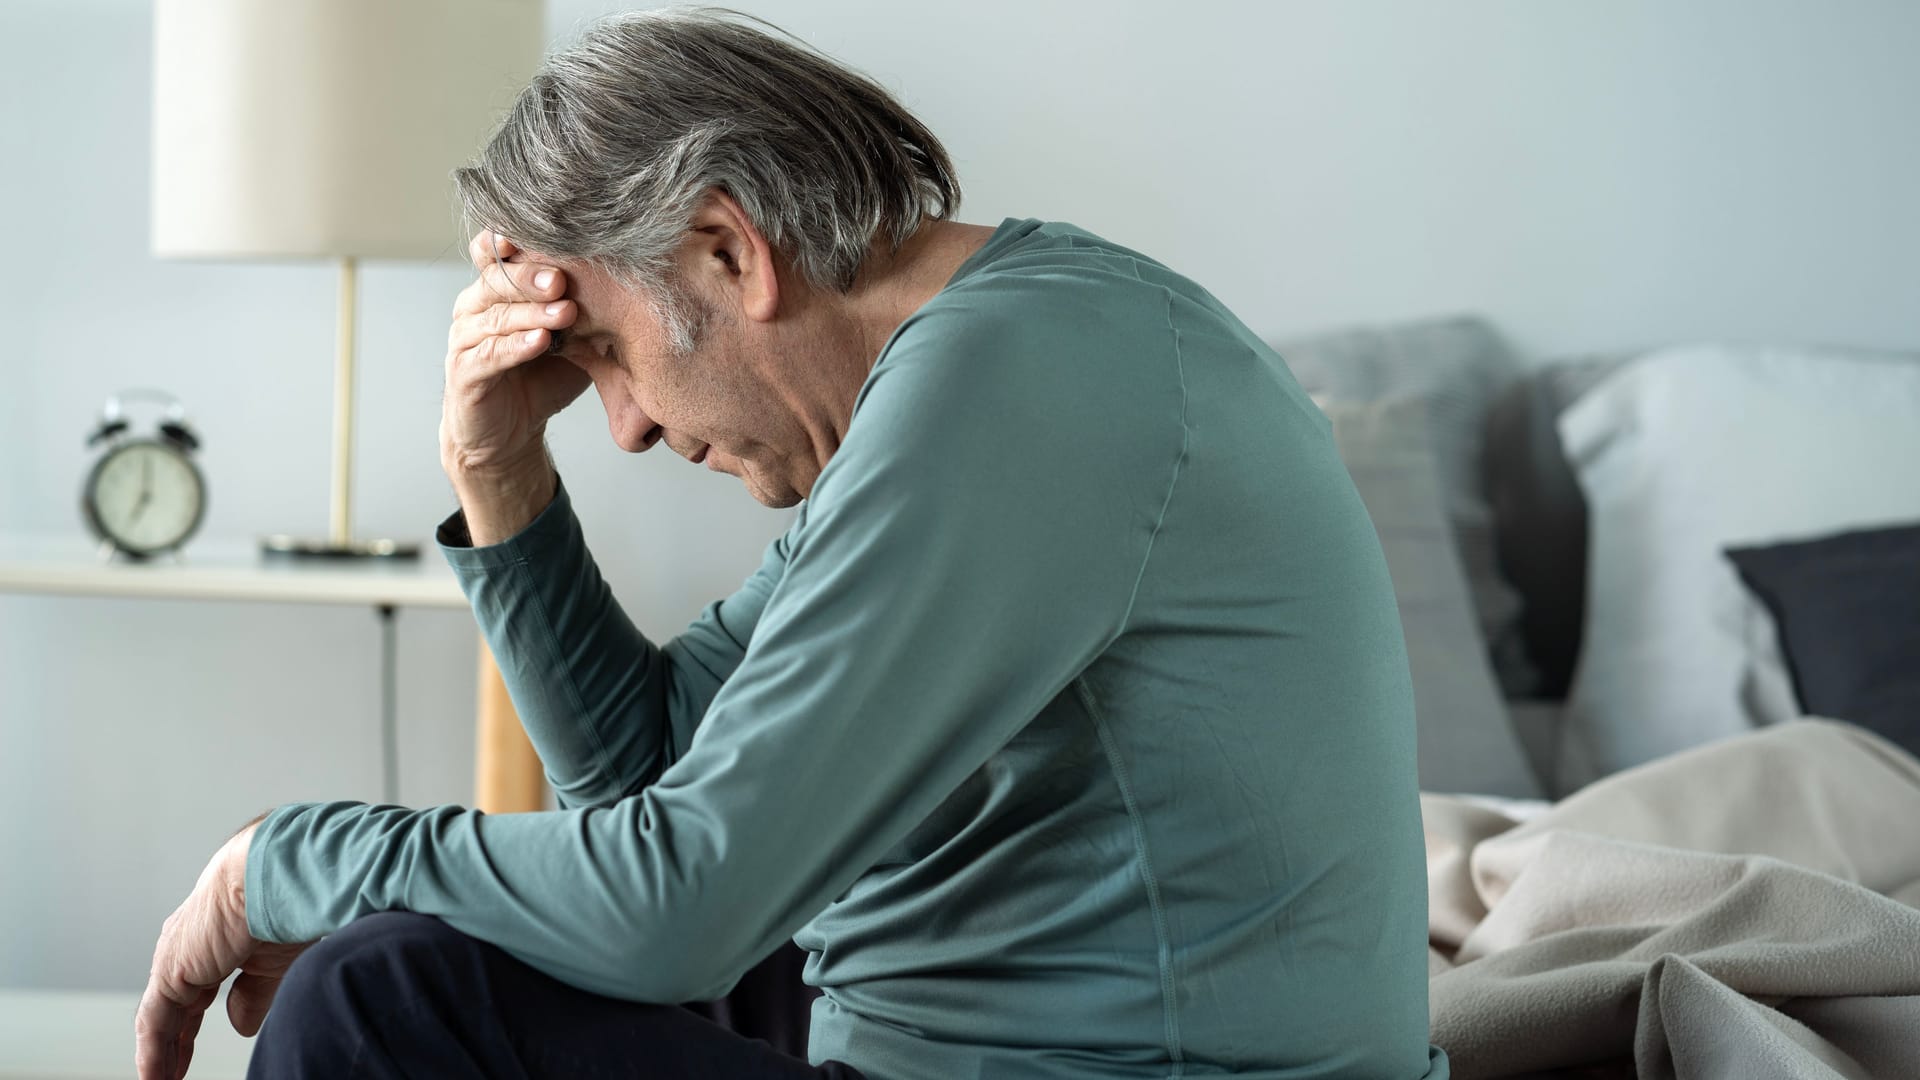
[453,329,563,389]
[455,256,565,317]
[447,298,575,356]
[135,979,211,1080]
[227,970,284,1038]
[173,1006,206,1080]
[467,230,519,269]
[135,981,184,1079]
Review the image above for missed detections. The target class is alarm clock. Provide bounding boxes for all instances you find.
[81,389,206,559]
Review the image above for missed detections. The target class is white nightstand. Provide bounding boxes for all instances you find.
[0,536,545,814]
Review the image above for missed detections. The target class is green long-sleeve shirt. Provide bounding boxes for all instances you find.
[246,218,1448,1080]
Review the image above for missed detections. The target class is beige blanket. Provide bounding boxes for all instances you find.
[1423,718,1920,1079]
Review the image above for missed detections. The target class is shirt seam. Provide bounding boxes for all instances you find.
[1101,269,1188,1074]
[1117,282,1189,633]
[1077,678,1184,1076]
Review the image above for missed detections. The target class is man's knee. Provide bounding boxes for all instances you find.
[326,910,474,959]
[282,911,479,997]
[255,912,485,1065]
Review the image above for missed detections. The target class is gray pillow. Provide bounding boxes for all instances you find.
[1275,315,1529,694]
[1324,396,1543,798]
[1481,353,1632,700]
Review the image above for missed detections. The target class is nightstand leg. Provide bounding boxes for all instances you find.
[475,637,545,813]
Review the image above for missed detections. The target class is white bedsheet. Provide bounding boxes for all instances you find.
[1422,718,1920,1079]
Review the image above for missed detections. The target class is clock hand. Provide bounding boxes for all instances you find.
[127,457,153,525]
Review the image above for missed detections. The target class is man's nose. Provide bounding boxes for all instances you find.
[618,416,663,454]
[601,391,660,453]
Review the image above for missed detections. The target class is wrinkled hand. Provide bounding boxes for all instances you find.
[135,823,313,1080]
[441,231,591,478]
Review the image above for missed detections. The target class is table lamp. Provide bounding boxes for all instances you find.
[151,0,545,558]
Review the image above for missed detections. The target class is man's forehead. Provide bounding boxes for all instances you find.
[547,260,621,332]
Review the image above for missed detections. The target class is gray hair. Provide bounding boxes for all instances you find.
[454,6,961,349]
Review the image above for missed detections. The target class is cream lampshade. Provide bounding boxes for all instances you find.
[151,0,545,557]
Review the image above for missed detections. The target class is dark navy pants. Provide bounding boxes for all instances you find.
[247,911,865,1079]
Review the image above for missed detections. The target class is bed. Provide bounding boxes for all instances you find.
[1286,316,1920,1078]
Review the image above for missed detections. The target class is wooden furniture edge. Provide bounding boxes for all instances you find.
[475,639,545,813]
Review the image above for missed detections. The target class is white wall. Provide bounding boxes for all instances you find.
[2,0,1916,990]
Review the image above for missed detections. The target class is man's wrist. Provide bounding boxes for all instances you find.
[233,809,269,839]
[221,818,261,914]
[445,451,558,547]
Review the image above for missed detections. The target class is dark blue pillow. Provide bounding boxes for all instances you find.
[1726,521,1920,757]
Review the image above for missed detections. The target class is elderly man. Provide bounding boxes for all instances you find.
[138,10,1445,1080]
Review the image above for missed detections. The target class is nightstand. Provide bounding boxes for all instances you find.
[0,536,545,814]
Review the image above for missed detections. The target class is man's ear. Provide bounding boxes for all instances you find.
[684,190,780,324]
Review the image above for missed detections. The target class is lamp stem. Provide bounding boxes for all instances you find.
[260,255,415,558]
[329,255,358,546]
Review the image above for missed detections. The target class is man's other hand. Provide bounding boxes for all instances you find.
[134,822,311,1080]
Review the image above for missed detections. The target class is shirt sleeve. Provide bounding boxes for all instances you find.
[437,475,795,808]
[244,287,1188,1003]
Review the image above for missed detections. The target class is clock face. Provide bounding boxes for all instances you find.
[84,439,206,556]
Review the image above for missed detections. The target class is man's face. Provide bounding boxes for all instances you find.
[546,258,808,509]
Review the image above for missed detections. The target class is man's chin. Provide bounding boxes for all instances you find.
[748,483,803,509]
[739,469,802,509]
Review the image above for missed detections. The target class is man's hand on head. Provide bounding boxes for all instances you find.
[442,230,594,544]
[134,815,313,1080]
